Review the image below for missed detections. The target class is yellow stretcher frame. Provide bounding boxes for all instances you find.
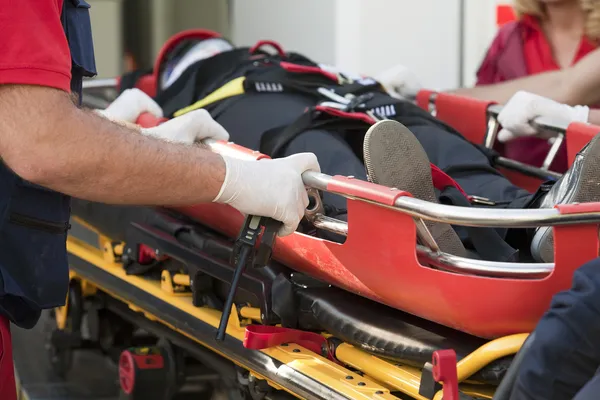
[57,218,526,400]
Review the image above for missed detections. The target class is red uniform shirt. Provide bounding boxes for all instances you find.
[521,14,598,74]
[0,0,71,92]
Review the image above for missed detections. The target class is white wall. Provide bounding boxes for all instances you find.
[231,0,506,91]
[462,0,505,86]
[231,0,338,66]
[336,0,462,90]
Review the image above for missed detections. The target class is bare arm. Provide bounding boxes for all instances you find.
[450,48,600,106]
[0,85,225,206]
[448,71,564,104]
[587,109,600,125]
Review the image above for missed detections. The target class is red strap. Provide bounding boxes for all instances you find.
[279,62,339,83]
[432,349,459,400]
[315,106,469,197]
[314,105,376,125]
[430,164,469,198]
[249,40,286,57]
[244,325,327,356]
[0,317,16,400]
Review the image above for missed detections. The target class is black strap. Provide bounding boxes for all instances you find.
[259,108,370,158]
[440,186,519,262]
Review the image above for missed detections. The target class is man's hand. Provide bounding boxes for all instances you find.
[497,91,590,142]
[97,88,163,123]
[97,88,230,144]
[142,109,230,144]
[375,64,422,99]
[214,153,320,236]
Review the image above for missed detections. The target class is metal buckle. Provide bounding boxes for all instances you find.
[469,196,496,206]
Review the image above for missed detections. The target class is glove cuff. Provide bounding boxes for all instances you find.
[94,109,142,132]
[572,105,590,124]
[212,154,243,204]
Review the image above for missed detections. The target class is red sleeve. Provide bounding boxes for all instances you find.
[0,0,71,92]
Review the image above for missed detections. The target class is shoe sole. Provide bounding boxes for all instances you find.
[363,120,467,257]
[532,133,600,263]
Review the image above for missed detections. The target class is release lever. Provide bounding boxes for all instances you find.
[215,215,281,341]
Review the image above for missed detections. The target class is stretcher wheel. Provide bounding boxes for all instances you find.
[118,345,176,400]
[46,282,83,378]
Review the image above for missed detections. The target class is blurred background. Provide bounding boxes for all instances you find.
[90,0,511,91]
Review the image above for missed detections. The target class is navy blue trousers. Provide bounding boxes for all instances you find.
[509,257,600,400]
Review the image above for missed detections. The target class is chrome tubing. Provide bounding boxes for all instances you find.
[201,139,600,229]
[311,213,553,279]
[82,78,119,90]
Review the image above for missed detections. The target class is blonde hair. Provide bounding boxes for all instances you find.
[513,0,600,41]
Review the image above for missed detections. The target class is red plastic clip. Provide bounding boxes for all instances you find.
[249,40,286,57]
[136,113,168,128]
[244,325,335,360]
[432,349,459,400]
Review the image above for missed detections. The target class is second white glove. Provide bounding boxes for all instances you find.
[213,153,321,237]
[98,88,164,123]
[375,64,423,100]
[141,109,230,144]
[497,91,589,142]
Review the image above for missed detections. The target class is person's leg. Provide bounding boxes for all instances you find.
[407,125,533,208]
[509,257,600,400]
[0,316,16,400]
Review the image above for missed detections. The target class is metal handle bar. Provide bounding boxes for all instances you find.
[309,213,552,279]
[82,79,600,228]
[200,138,600,228]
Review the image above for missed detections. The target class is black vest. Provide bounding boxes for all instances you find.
[0,0,97,329]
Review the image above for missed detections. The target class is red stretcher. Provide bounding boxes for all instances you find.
[84,30,600,340]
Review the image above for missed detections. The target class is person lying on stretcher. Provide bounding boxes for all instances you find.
[89,36,600,265]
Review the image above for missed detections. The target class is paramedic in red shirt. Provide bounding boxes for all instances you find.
[0,2,319,398]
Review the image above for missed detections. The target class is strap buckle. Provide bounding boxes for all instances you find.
[469,195,496,206]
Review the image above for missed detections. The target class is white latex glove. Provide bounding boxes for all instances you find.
[497,91,589,142]
[97,88,163,123]
[141,109,230,144]
[214,153,321,237]
[375,64,423,99]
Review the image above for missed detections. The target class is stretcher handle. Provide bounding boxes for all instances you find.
[130,111,600,230]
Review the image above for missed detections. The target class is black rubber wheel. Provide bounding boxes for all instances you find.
[46,282,84,378]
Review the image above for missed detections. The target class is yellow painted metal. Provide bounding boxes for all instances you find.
[239,307,262,322]
[66,235,397,400]
[457,334,527,382]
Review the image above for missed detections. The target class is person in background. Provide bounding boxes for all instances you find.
[377,0,600,172]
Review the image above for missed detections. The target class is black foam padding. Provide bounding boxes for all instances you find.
[296,287,512,385]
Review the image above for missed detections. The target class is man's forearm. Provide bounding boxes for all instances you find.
[0,85,225,205]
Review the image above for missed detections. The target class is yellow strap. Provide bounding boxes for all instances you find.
[173,76,247,117]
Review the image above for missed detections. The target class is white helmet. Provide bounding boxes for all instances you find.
[160,38,234,90]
